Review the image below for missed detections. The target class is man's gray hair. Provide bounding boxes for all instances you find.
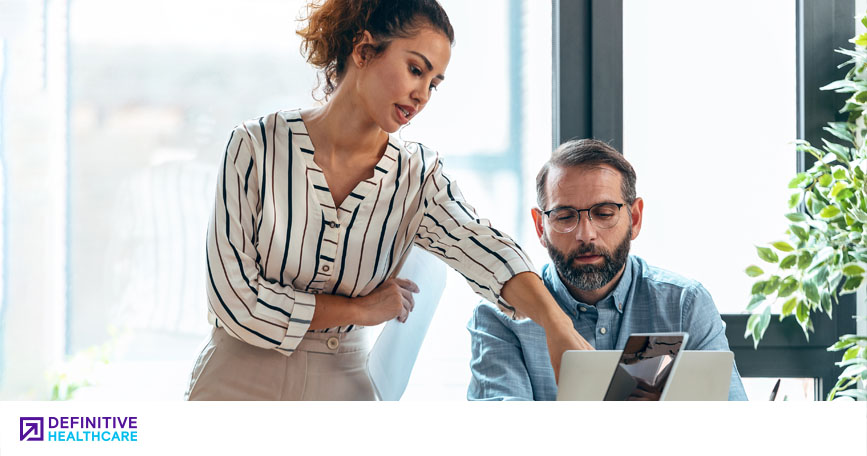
[535,139,637,210]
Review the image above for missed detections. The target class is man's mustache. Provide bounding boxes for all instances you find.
[571,243,608,258]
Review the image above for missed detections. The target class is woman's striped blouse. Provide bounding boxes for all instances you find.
[206,109,534,354]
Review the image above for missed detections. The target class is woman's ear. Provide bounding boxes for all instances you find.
[351,30,376,68]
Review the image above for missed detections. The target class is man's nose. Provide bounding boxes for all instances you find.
[573,214,597,243]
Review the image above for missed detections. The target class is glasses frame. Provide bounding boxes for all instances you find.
[542,202,626,233]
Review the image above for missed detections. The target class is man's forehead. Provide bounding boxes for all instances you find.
[547,164,622,203]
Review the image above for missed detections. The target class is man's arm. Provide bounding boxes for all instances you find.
[467,303,535,401]
[682,284,749,401]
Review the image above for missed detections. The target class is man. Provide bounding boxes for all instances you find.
[467,139,747,401]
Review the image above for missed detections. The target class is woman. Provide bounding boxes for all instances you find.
[185,0,590,400]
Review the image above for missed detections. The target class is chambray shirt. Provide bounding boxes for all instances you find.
[467,255,747,401]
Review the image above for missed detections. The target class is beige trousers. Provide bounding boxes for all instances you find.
[185,326,377,401]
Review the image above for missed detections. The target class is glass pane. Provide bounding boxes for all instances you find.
[401,0,552,400]
[68,0,314,397]
[65,0,551,400]
[622,0,797,314]
[742,377,815,401]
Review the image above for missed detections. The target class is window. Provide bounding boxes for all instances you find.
[555,0,859,400]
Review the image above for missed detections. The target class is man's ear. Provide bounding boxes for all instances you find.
[629,197,644,240]
[351,30,376,68]
[531,208,547,248]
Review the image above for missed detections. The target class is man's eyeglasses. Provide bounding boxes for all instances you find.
[542,202,625,233]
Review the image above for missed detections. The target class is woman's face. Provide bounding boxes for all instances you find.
[353,26,452,133]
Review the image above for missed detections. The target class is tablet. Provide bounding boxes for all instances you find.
[603,332,688,401]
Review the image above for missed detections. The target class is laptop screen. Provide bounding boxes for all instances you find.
[603,333,687,401]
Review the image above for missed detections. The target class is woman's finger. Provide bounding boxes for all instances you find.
[395,278,420,293]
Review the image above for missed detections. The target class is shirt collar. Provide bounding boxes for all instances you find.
[544,256,634,315]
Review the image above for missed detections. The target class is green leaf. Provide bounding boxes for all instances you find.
[756,246,779,263]
[763,276,781,295]
[747,294,765,311]
[804,279,820,303]
[822,139,852,165]
[840,363,867,378]
[788,173,809,189]
[754,306,772,345]
[781,297,797,316]
[842,275,864,292]
[821,291,833,316]
[745,313,760,339]
[788,192,802,209]
[798,251,813,270]
[789,224,808,242]
[814,266,829,286]
[745,265,764,277]
[810,247,834,269]
[829,181,848,198]
[819,205,842,218]
[780,254,798,269]
[824,122,855,143]
[832,168,848,180]
[777,276,798,298]
[843,345,861,361]
[785,212,808,222]
[836,188,855,203]
[796,300,809,324]
[856,33,867,47]
[835,389,867,400]
[818,173,833,187]
[828,335,861,351]
[751,281,766,295]
[772,241,794,252]
[836,357,867,368]
[842,263,866,276]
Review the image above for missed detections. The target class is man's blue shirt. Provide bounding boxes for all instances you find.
[467,255,748,401]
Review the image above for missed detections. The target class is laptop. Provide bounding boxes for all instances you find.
[556,350,733,401]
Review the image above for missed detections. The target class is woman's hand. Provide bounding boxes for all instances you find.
[354,278,420,326]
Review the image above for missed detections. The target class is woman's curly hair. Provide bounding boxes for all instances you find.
[297,0,454,99]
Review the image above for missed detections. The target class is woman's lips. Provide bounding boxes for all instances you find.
[395,104,410,125]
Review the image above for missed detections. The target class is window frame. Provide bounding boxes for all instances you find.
[553,0,857,400]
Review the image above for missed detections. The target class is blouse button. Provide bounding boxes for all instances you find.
[326,337,339,350]
[600,327,607,335]
[322,265,330,272]
[579,307,587,312]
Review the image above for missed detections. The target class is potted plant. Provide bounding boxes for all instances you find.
[744,14,867,400]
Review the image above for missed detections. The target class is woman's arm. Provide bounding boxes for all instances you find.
[412,150,591,380]
[309,278,418,329]
[500,272,594,382]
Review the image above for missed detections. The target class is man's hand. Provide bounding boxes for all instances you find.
[546,326,594,383]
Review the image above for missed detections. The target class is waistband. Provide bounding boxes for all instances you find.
[296,327,374,355]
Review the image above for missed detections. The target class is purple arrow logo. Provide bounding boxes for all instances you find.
[20,417,44,441]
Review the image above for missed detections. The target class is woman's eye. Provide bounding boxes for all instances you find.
[429,84,438,92]
[410,65,422,76]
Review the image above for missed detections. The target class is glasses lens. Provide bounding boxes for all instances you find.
[589,203,621,228]
[548,208,578,233]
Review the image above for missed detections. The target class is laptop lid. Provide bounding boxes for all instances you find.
[663,350,733,401]
[557,349,733,401]
[556,350,621,401]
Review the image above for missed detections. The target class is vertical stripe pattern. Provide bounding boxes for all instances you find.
[205,110,534,355]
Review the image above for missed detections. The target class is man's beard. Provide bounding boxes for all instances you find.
[546,227,632,291]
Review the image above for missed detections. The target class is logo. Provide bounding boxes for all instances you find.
[18,416,138,443]
[20,417,44,441]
